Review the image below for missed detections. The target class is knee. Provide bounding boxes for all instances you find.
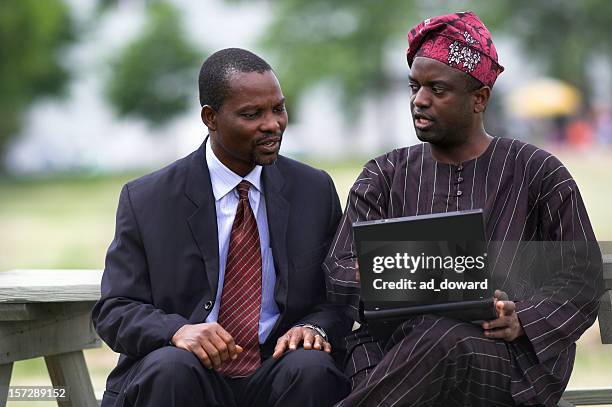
[123,347,214,406]
[137,346,205,384]
[282,349,343,380]
[397,316,480,357]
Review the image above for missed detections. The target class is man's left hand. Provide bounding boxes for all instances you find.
[481,289,525,342]
[272,326,331,358]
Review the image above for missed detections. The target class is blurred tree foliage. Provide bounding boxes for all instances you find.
[225,0,612,115]
[476,0,612,101]
[0,0,74,166]
[104,1,202,127]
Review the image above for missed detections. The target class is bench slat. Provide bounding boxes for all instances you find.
[561,387,612,405]
[0,270,102,303]
[603,254,612,290]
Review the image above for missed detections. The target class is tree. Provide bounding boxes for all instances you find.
[104,1,203,127]
[232,0,419,115]
[475,0,612,101]
[224,0,612,116]
[0,0,75,167]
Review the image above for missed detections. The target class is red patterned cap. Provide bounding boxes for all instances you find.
[407,11,504,87]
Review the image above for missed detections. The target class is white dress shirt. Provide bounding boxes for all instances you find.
[204,139,280,343]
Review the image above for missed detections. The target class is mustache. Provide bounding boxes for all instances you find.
[412,110,434,121]
[256,134,282,145]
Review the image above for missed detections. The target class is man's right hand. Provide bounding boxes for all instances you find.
[171,322,243,369]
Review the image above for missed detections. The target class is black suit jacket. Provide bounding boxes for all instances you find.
[92,142,351,392]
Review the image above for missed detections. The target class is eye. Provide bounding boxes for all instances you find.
[273,105,286,113]
[432,86,445,95]
[409,83,420,93]
[241,111,259,119]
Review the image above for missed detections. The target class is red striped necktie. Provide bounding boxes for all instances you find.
[217,180,262,377]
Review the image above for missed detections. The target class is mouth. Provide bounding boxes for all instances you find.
[257,137,281,153]
[413,112,434,131]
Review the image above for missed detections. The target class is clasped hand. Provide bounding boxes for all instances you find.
[481,289,525,342]
[172,322,331,370]
[171,322,243,370]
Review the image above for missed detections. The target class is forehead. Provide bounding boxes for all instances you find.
[409,56,467,85]
[223,70,283,107]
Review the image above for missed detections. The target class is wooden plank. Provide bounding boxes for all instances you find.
[0,270,102,303]
[45,351,98,407]
[0,303,38,321]
[603,255,612,290]
[0,303,101,364]
[599,291,612,344]
[561,388,612,405]
[0,302,93,322]
[0,362,13,407]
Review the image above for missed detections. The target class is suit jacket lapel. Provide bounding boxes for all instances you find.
[263,163,290,315]
[185,141,220,322]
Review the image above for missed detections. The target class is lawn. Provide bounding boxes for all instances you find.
[1,146,611,403]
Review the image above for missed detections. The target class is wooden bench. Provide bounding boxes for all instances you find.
[559,254,612,406]
[0,269,102,407]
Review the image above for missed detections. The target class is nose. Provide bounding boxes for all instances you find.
[412,87,431,109]
[259,112,282,133]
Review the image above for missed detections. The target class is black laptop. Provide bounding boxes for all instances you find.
[353,209,497,339]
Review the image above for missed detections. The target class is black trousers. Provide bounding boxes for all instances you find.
[101,347,350,407]
[337,315,517,407]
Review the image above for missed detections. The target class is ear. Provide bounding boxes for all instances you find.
[201,105,217,131]
[473,86,491,113]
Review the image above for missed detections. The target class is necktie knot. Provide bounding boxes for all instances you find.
[236,180,251,200]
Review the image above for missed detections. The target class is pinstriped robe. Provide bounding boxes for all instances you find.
[324,137,603,406]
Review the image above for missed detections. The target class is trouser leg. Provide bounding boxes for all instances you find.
[338,315,515,407]
[241,348,350,407]
[121,346,237,407]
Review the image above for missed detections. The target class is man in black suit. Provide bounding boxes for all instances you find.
[92,48,351,407]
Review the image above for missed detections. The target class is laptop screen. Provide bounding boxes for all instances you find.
[353,210,491,311]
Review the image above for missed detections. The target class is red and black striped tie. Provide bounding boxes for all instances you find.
[217,180,262,377]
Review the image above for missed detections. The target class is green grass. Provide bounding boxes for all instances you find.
[0,172,142,270]
[1,148,611,396]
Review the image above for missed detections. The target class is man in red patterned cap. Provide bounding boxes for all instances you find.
[325,11,602,406]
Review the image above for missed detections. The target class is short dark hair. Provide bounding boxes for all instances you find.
[464,72,484,92]
[198,48,272,110]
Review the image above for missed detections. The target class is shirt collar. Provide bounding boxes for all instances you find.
[205,137,263,201]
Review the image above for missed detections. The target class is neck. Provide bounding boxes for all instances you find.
[209,134,254,177]
[430,129,491,164]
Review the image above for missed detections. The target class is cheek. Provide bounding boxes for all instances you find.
[223,126,253,150]
[279,113,289,129]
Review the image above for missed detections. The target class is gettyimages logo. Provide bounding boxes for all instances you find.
[372,252,487,274]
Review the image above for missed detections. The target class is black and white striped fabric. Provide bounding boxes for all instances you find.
[325,137,603,406]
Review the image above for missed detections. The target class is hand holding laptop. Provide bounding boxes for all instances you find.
[481,289,525,342]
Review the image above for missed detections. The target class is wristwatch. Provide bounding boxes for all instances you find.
[296,323,328,341]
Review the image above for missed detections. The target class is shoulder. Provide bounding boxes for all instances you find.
[494,137,576,196]
[357,144,423,188]
[124,148,200,201]
[271,156,339,213]
[366,145,421,169]
[274,155,333,185]
[506,138,569,176]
